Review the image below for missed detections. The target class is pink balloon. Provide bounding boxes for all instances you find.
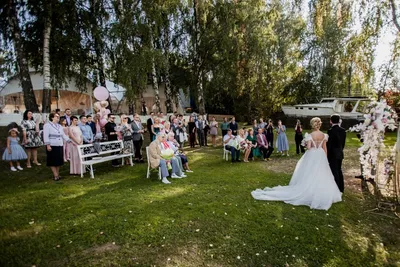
[94,86,110,101]
[100,118,108,127]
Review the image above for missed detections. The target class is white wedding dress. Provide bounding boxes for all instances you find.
[251,133,342,210]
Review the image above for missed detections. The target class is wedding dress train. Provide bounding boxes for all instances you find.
[251,133,342,210]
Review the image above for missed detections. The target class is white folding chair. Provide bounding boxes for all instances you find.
[223,147,231,161]
[146,146,162,180]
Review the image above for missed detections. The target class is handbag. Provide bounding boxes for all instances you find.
[123,135,133,141]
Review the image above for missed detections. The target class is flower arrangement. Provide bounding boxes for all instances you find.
[380,146,396,189]
[349,100,398,180]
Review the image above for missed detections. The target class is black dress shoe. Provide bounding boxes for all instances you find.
[236,159,242,162]
[355,175,364,179]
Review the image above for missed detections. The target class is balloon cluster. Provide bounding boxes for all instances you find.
[93,86,111,127]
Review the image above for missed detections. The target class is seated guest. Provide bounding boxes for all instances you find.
[257,128,273,161]
[223,129,241,163]
[79,115,94,144]
[167,132,193,172]
[237,129,252,162]
[246,128,258,160]
[148,133,185,184]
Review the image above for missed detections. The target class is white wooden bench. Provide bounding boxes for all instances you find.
[77,140,134,178]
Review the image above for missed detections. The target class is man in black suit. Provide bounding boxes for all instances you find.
[327,114,346,192]
[147,112,155,141]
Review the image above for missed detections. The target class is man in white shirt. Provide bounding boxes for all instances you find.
[223,129,241,163]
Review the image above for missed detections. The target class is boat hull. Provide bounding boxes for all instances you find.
[282,105,364,120]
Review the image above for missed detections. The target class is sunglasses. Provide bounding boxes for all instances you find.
[110,117,115,119]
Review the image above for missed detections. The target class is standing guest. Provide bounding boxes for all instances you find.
[105,114,119,167]
[196,115,206,146]
[246,128,258,160]
[295,119,305,154]
[173,118,186,148]
[223,129,241,163]
[21,110,43,168]
[221,117,229,144]
[229,116,238,136]
[87,114,96,135]
[55,109,61,116]
[159,112,165,124]
[151,117,162,141]
[163,121,172,135]
[131,113,145,163]
[63,108,72,126]
[203,115,210,146]
[188,116,196,148]
[68,116,83,175]
[60,117,70,162]
[257,128,273,161]
[237,129,252,162]
[43,113,70,181]
[265,119,274,149]
[276,120,289,156]
[2,128,27,171]
[141,101,147,115]
[209,116,218,147]
[258,118,266,131]
[252,119,259,133]
[93,113,103,141]
[147,112,155,141]
[120,114,134,164]
[79,115,94,144]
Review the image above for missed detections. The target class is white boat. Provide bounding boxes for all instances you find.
[282,97,371,120]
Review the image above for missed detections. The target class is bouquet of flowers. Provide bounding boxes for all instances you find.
[161,148,175,170]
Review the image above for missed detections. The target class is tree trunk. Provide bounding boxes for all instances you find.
[163,26,174,113]
[7,0,39,112]
[347,63,352,96]
[193,0,205,114]
[149,25,161,113]
[42,13,52,113]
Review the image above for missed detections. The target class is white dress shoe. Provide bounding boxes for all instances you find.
[17,166,23,170]
[10,167,17,172]
[171,173,182,178]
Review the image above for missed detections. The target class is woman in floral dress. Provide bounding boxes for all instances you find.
[120,114,134,164]
[21,110,43,168]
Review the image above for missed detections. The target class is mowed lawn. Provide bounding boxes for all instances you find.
[0,128,399,267]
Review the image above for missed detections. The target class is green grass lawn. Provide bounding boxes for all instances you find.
[0,129,399,266]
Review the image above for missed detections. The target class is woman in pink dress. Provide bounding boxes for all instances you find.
[68,116,84,175]
[60,117,70,162]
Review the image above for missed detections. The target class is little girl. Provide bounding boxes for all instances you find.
[2,128,28,171]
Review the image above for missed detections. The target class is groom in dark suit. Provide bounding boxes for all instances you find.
[327,114,346,192]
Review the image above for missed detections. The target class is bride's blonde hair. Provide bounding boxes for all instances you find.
[310,117,322,130]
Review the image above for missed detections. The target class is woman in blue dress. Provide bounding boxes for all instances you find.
[276,120,289,156]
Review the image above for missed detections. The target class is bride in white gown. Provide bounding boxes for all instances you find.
[251,117,342,210]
